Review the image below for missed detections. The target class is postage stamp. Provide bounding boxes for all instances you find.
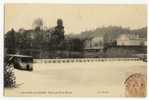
[124,73,146,97]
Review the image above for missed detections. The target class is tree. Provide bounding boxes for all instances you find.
[5,28,17,54]
[50,19,65,50]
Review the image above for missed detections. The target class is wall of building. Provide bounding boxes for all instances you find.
[117,40,142,46]
[116,34,146,46]
[84,37,104,50]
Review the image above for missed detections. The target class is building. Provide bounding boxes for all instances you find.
[116,34,147,46]
[84,37,104,52]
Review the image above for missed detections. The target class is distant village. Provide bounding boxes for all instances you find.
[5,18,147,58]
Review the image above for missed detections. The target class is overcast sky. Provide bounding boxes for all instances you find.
[5,4,147,34]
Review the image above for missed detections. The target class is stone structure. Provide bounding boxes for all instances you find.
[116,34,147,46]
[84,37,104,52]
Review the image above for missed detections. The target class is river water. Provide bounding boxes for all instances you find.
[4,60,147,96]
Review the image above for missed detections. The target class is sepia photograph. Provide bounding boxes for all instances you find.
[4,4,147,97]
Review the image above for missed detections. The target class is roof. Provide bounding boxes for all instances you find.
[7,54,33,58]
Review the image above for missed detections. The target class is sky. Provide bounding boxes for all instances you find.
[5,4,147,34]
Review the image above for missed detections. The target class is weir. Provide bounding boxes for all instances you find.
[33,58,141,63]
